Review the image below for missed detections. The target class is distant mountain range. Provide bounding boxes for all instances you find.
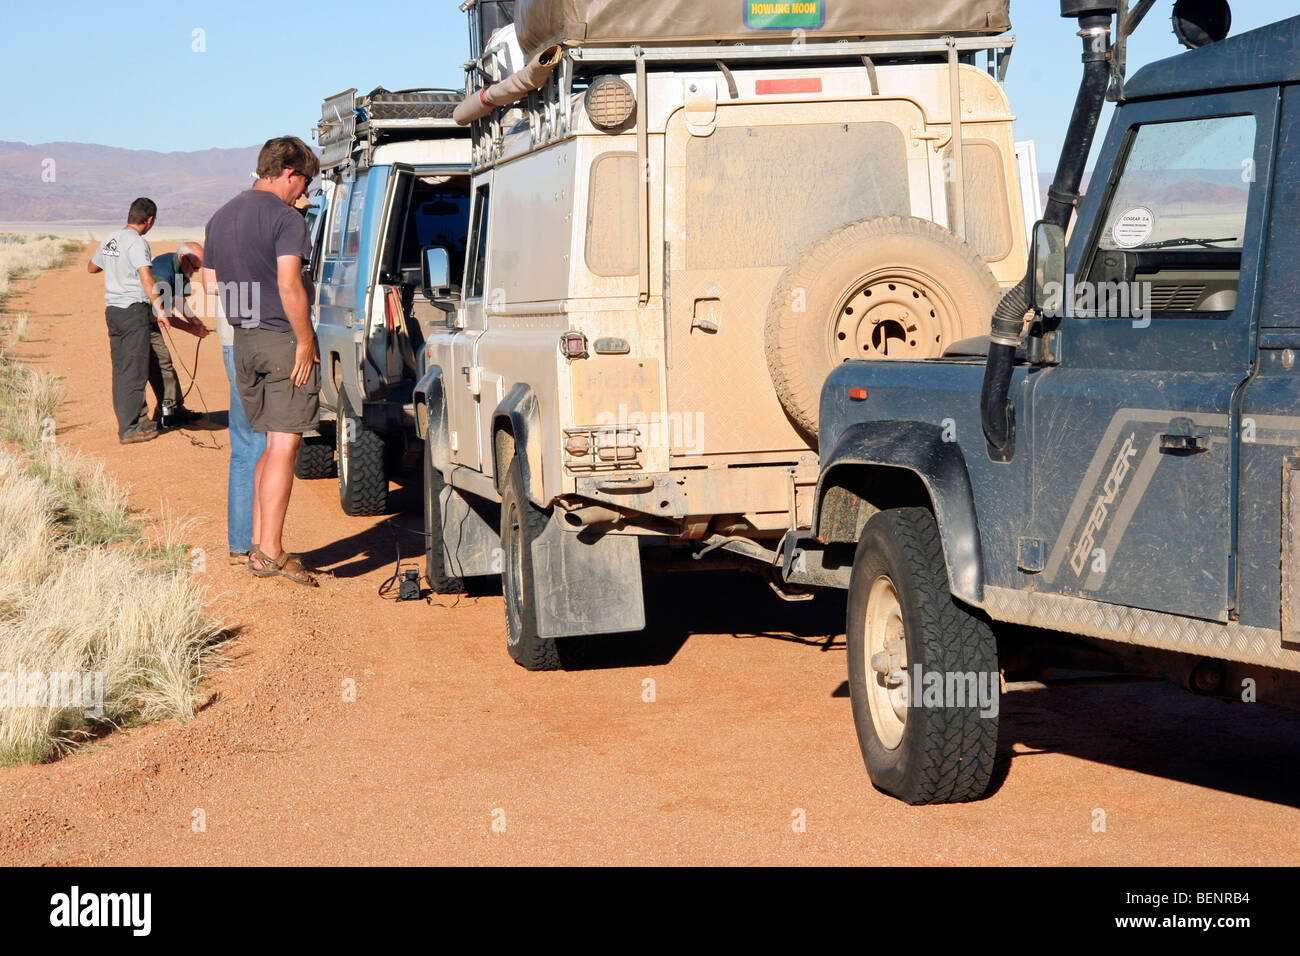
[1038,169,1249,208]
[0,138,1249,228]
[0,141,262,225]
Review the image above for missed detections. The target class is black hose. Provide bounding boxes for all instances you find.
[980,14,1115,456]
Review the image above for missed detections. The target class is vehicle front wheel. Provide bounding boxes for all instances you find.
[846,507,999,804]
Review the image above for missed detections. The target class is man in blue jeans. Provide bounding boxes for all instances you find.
[214,298,267,563]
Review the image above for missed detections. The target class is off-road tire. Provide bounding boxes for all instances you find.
[846,507,999,804]
[499,455,563,671]
[337,393,388,516]
[423,442,466,594]
[765,216,1001,445]
[294,434,336,480]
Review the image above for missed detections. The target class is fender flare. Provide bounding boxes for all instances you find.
[492,383,546,506]
[412,365,451,472]
[814,421,984,605]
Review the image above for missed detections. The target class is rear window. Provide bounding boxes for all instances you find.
[945,139,1013,262]
[343,175,368,259]
[585,152,639,277]
[325,183,347,257]
[684,122,909,270]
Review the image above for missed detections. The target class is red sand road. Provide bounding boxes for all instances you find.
[0,248,1298,865]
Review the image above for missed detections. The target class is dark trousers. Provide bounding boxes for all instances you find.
[147,321,182,410]
[105,302,152,438]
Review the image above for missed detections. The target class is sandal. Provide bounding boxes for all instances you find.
[276,553,319,588]
[247,546,319,587]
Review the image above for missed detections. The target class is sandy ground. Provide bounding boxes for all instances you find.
[0,249,1298,866]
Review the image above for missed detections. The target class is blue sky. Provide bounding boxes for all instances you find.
[2,1,1293,171]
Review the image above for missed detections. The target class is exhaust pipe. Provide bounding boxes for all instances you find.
[453,44,563,125]
[980,3,1118,459]
[562,505,623,528]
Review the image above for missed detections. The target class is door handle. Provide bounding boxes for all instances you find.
[1159,432,1210,453]
[1160,416,1210,453]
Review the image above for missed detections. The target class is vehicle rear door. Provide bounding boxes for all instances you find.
[448,178,491,471]
[367,163,414,389]
[306,179,333,328]
[662,97,929,459]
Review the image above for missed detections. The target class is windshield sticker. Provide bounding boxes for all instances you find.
[745,1,826,31]
[1111,206,1155,248]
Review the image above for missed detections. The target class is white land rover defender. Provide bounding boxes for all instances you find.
[415,0,1028,668]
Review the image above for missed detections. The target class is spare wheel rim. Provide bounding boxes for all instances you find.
[830,268,957,363]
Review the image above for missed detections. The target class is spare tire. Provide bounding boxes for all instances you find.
[765,216,1002,444]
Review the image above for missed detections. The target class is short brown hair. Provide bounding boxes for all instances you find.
[256,136,320,181]
[127,197,157,224]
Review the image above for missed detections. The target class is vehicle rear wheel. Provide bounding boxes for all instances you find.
[337,393,388,516]
[765,216,1001,445]
[499,454,563,671]
[846,507,999,804]
[294,433,336,480]
[423,442,465,594]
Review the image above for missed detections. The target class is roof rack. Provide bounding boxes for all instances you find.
[315,87,468,173]
[461,32,1016,169]
[570,34,1014,69]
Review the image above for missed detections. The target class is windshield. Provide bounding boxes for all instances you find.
[1098,114,1255,253]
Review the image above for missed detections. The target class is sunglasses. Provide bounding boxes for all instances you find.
[290,169,313,186]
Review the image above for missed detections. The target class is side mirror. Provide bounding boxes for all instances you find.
[421,245,451,301]
[1030,221,1067,316]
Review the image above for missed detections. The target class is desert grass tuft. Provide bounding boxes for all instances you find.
[0,250,225,763]
[0,233,74,305]
[0,443,226,764]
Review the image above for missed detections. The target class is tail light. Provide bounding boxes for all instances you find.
[560,331,589,359]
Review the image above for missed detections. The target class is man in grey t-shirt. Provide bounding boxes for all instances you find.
[203,136,321,585]
[88,197,170,443]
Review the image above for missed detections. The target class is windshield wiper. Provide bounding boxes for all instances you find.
[1130,236,1238,250]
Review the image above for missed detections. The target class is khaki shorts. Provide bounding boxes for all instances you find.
[233,326,320,435]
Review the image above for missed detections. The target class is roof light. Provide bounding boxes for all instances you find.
[849,388,868,401]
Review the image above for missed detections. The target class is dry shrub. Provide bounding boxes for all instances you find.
[0,234,71,302]
[0,356,63,453]
[0,448,226,764]
[0,235,221,764]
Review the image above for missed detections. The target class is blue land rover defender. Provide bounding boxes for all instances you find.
[794,2,1300,803]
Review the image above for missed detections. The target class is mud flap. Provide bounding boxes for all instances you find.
[530,519,645,638]
[440,484,500,578]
